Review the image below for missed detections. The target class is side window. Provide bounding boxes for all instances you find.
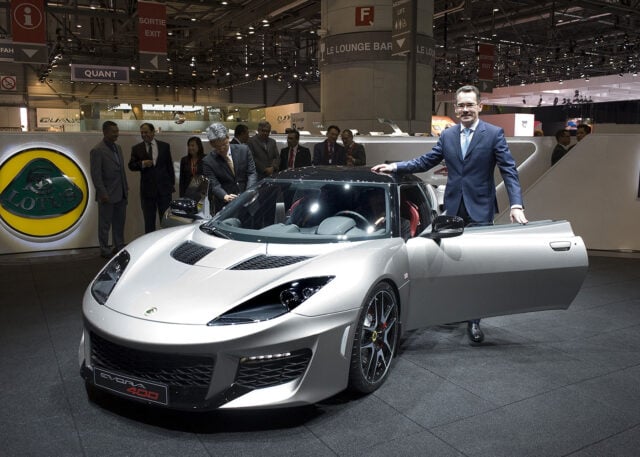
[399,184,433,238]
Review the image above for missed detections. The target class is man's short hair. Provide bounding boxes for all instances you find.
[576,123,591,134]
[140,122,155,132]
[326,125,340,134]
[285,128,300,140]
[102,120,117,132]
[234,124,248,137]
[206,122,228,141]
[555,129,569,140]
[258,120,271,131]
[456,85,481,103]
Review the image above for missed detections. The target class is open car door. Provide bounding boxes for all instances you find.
[403,219,588,330]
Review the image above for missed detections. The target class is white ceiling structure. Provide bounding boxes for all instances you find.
[438,73,640,107]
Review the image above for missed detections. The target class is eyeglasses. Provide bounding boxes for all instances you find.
[456,103,478,109]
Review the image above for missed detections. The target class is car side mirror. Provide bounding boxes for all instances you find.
[169,198,200,219]
[424,215,464,239]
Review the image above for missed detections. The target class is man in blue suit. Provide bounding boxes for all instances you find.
[372,85,528,343]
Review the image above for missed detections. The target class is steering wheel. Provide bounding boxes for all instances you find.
[333,210,371,229]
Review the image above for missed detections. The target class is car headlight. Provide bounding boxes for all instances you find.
[208,276,334,326]
[90,250,130,305]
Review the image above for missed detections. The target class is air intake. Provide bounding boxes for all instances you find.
[230,255,312,270]
[171,241,213,265]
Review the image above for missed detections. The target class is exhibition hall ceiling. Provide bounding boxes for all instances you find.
[1,0,639,106]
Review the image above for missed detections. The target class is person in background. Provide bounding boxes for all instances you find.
[576,123,592,142]
[90,121,128,259]
[179,136,206,199]
[280,128,312,170]
[341,129,367,166]
[247,120,280,180]
[371,84,527,344]
[202,122,257,214]
[128,122,175,233]
[551,129,572,165]
[231,124,249,144]
[313,125,346,165]
[533,129,544,137]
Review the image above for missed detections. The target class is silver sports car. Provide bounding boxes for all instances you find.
[80,167,588,410]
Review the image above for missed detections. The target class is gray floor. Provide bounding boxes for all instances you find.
[1,249,640,457]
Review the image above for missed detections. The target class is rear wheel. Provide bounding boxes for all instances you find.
[348,282,399,393]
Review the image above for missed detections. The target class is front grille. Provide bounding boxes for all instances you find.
[230,255,312,270]
[235,349,312,389]
[171,241,213,265]
[90,332,214,404]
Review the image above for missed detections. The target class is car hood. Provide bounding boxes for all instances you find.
[103,227,401,325]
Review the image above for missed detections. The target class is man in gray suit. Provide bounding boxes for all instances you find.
[202,123,258,215]
[90,121,128,259]
[247,120,279,180]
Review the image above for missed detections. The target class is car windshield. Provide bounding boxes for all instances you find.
[201,179,391,244]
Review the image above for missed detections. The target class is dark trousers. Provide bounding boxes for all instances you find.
[141,194,172,233]
[98,199,127,255]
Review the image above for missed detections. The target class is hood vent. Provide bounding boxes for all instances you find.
[230,255,312,270]
[171,241,214,265]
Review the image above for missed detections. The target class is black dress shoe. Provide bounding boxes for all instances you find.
[467,322,484,343]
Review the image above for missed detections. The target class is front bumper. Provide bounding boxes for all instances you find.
[79,306,359,410]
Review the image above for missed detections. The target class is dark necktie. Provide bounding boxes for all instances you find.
[288,147,296,168]
[147,143,153,164]
[110,143,119,165]
[328,143,333,163]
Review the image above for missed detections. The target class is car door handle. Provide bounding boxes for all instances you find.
[550,241,571,251]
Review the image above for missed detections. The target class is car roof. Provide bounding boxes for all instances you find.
[272,166,422,185]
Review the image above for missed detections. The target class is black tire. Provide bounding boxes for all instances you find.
[348,282,399,394]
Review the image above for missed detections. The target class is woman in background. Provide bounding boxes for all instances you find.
[179,136,205,199]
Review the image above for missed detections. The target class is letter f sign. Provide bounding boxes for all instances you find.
[355,6,374,26]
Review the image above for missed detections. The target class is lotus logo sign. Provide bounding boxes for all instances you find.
[0,148,88,237]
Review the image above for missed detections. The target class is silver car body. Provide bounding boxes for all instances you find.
[80,167,588,410]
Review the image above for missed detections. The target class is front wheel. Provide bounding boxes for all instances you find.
[348,282,399,393]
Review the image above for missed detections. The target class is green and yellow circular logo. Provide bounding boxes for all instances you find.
[0,148,88,237]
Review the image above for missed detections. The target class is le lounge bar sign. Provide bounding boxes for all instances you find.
[319,31,435,66]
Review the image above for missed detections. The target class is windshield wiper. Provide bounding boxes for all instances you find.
[200,224,231,239]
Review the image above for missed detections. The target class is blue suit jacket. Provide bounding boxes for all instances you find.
[397,120,523,223]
